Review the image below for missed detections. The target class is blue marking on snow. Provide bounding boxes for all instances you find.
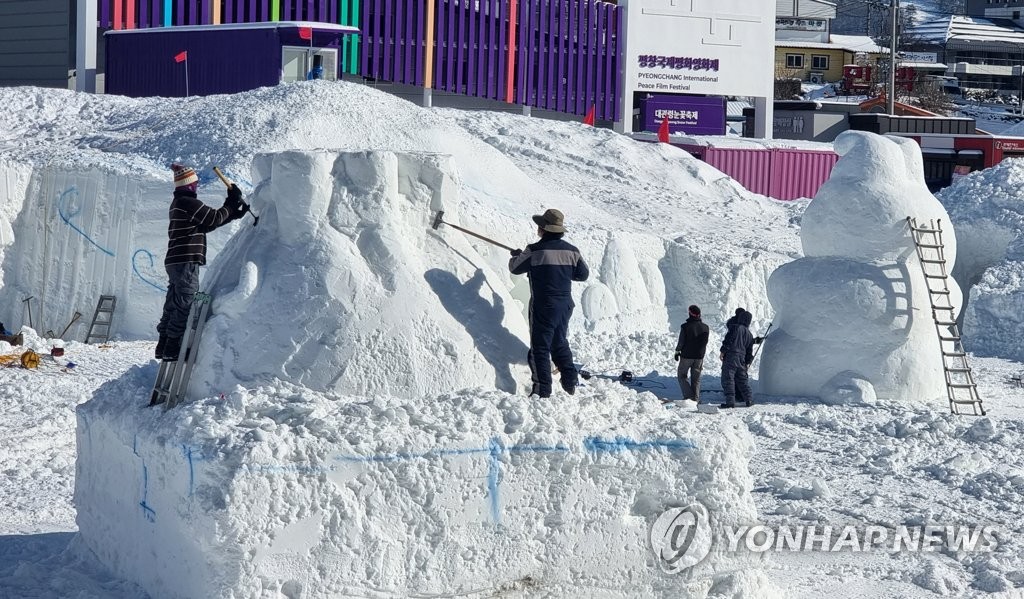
[57,187,115,257]
[583,436,698,453]
[248,439,687,525]
[487,438,502,525]
[132,249,168,292]
[181,444,195,497]
[139,464,155,522]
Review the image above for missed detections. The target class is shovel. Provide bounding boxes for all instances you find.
[431,211,515,252]
[59,311,82,339]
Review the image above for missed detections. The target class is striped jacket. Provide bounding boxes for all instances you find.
[509,234,589,300]
[165,190,236,266]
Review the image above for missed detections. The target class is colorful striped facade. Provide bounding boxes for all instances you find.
[97,0,622,120]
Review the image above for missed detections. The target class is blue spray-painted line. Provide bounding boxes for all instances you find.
[487,438,502,525]
[133,435,156,522]
[181,444,195,497]
[334,446,492,464]
[57,187,115,257]
[139,464,156,522]
[583,436,698,453]
[133,249,168,292]
[246,438,693,525]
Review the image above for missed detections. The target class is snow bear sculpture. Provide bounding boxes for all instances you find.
[759,132,961,404]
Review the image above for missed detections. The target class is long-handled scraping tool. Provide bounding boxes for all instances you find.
[431,211,515,252]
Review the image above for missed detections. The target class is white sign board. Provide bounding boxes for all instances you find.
[900,51,938,64]
[618,0,775,134]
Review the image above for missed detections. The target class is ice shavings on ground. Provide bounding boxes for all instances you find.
[761,132,961,405]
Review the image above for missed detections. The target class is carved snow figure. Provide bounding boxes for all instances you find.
[759,131,962,404]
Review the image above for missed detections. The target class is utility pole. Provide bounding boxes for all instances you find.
[888,0,899,115]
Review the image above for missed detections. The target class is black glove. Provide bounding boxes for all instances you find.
[510,248,523,257]
[225,184,244,209]
[673,350,681,361]
[753,336,764,344]
[231,201,249,219]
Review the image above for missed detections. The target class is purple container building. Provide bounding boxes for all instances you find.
[105,22,359,97]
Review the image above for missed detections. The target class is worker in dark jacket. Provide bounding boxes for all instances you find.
[719,308,755,408]
[155,164,245,361]
[674,304,710,402]
[509,208,589,398]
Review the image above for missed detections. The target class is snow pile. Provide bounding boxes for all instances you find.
[193,149,530,399]
[0,83,801,346]
[937,158,1024,361]
[760,132,959,404]
[76,367,765,598]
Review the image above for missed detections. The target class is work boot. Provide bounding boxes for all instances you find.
[560,378,576,395]
[12,333,23,347]
[720,403,736,409]
[162,336,183,361]
[155,335,167,360]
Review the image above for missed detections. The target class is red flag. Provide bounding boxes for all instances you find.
[582,105,595,126]
[298,27,313,40]
[657,115,670,143]
[173,50,187,63]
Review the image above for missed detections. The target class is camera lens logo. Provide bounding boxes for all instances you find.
[650,503,713,573]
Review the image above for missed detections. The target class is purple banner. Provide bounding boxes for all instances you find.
[642,95,725,136]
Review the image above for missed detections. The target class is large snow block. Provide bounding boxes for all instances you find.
[76,370,765,598]
[191,149,531,400]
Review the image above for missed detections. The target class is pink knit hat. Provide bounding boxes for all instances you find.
[171,163,198,188]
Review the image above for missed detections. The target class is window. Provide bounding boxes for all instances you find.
[1015,10,1021,19]
[786,54,804,68]
[811,55,830,70]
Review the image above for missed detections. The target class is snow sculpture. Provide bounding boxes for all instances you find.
[190,150,531,399]
[760,132,961,403]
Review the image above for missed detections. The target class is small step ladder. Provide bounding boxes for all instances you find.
[149,292,212,410]
[907,217,985,415]
[85,295,117,344]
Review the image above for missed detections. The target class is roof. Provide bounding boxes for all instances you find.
[776,34,887,54]
[105,21,360,36]
[907,15,1024,46]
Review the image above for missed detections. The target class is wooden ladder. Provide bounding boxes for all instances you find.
[85,295,117,344]
[907,218,985,415]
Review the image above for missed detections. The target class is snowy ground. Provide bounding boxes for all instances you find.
[1,81,1023,597]
[2,339,1023,597]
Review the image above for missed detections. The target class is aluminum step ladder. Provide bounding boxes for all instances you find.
[149,292,212,410]
[85,295,117,344]
[907,217,985,415]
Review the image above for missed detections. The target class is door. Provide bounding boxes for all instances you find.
[280,47,340,83]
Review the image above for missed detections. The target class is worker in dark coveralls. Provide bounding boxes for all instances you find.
[155,164,245,361]
[674,304,710,402]
[719,308,756,408]
[509,209,590,398]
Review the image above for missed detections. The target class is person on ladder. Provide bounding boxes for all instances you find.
[156,164,246,361]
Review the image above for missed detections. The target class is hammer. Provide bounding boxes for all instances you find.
[213,166,259,227]
[431,211,515,252]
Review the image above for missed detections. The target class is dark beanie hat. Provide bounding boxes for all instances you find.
[735,308,746,316]
[688,305,701,317]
